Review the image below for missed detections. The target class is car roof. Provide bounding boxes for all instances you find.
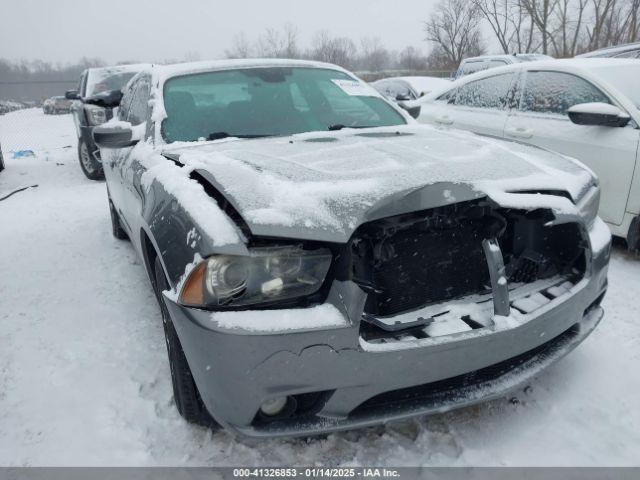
[461,57,640,78]
[462,54,519,63]
[87,63,152,74]
[578,42,640,57]
[140,58,351,82]
[423,57,640,99]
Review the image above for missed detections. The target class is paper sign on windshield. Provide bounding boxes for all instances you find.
[331,79,378,97]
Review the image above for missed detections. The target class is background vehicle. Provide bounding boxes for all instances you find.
[455,54,552,79]
[416,58,640,248]
[65,63,150,180]
[371,76,451,101]
[93,59,608,436]
[42,95,72,115]
[578,42,640,59]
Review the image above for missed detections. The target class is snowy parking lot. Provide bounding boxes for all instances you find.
[1,108,639,466]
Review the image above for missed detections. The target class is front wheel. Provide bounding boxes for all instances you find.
[153,256,217,428]
[78,139,104,181]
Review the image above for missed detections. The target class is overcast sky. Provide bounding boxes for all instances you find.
[0,0,437,64]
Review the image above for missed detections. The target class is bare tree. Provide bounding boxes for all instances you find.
[397,46,428,70]
[359,37,391,71]
[550,0,588,56]
[255,23,300,58]
[473,0,541,53]
[307,31,358,69]
[225,32,253,59]
[520,0,560,54]
[424,0,486,67]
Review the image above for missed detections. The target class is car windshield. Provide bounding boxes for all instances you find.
[162,67,406,142]
[87,70,138,97]
[594,65,640,109]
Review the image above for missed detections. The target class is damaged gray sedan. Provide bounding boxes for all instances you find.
[93,59,611,437]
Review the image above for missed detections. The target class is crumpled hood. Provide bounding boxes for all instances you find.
[162,124,594,243]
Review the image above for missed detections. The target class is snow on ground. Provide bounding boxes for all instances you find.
[0,109,639,466]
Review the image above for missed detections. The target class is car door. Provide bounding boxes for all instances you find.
[116,75,152,235]
[70,71,87,137]
[504,69,639,226]
[103,79,138,228]
[419,72,517,139]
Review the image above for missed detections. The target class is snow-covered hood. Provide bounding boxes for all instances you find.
[161,124,594,243]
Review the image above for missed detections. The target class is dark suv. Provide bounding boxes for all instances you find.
[65,64,150,180]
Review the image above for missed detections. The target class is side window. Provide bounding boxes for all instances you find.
[461,61,485,76]
[118,81,136,121]
[128,77,151,126]
[454,73,514,109]
[79,72,88,97]
[436,87,457,103]
[520,71,611,115]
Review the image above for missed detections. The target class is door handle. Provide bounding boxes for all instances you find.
[506,127,533,139]
[435,115,454,125]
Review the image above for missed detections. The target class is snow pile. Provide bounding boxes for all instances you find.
[211,304,347,332]
[135,142,241,246]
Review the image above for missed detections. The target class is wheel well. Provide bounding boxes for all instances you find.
[628,215,640,251]
[141,230,160,290]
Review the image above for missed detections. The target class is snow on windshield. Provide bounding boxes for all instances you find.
[86,64,149,97]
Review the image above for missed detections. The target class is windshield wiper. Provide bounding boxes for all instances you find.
[327,124,378,131]
[207,132,271,141]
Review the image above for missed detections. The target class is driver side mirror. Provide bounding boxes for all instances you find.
[395,94,412,102]
[398,101,421,119]
[65,90,80,100]
[93,122,139,149]
[568,103,630,127]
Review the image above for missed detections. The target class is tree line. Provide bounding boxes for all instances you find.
[2,1,639,102]
[224,24,435,74]
[427,0,640,68]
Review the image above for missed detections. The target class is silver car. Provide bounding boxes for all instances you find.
[92,59,610,437]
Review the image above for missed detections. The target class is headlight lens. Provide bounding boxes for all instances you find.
[179,246,332,308]
[85,104,107,125]
[577,186,600,227]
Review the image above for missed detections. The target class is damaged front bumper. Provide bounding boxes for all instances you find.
[163,219,611,437]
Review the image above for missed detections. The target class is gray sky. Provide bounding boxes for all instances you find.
[0,0,437,64]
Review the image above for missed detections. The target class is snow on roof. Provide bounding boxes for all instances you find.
[430,57,640,93]
[142,58,350,82]
[577,42,640,57]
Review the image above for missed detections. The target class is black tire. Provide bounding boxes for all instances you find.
[78,139,104,181]
[153,256,216,428]
[108,198,128,240]
[0,143,5,172]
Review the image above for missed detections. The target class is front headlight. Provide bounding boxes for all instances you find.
[577,186,600,227]
[179,246,333,308]
[85,104,107,125]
